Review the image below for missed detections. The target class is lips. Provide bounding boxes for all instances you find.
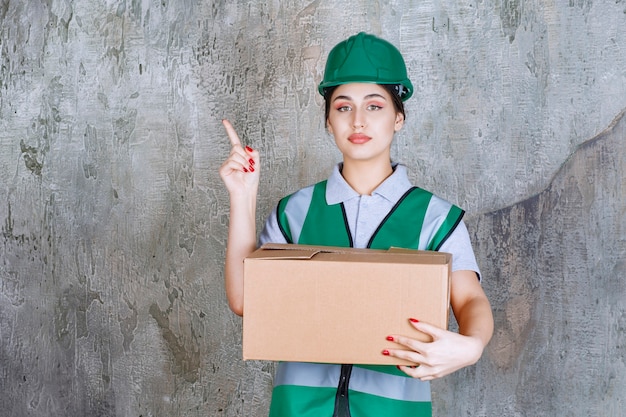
[348,133,371,144]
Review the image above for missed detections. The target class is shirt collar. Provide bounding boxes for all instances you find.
[326,162,413,205]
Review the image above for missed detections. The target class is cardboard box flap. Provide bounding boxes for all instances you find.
[254,243,451,264]
[249,243,375,260]
[388,246,451,264]
[249,248,320,260]
[255,242,381,256]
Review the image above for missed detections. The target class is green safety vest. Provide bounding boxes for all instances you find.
[269,180,464,417]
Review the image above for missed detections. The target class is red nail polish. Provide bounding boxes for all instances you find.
[243,167,248,173]
[249,158,255,165]
[382,349,390,356]
[248,166,255,172]
[245,146,253,152]
[396,365,402,370]
[386,336,394,342]
[409,318,419,323]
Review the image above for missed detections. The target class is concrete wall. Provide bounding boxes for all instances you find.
[1,1,624,416]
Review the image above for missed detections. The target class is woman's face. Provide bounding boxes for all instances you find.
[326,83,404,165]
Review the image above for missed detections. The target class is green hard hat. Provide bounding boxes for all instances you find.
[318,32,414,101]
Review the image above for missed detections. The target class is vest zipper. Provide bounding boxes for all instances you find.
[332,364,353,417]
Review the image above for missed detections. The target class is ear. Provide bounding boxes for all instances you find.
[327,119,334,135]
[394,112,405,132]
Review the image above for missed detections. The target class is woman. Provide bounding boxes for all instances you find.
[219,32,493,417]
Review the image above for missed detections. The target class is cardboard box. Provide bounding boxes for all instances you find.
[243,243,451,365]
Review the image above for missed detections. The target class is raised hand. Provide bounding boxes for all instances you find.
[219,119,260,197]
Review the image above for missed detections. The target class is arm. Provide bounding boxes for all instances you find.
[218,120,259,316]
[385,270,494,381]
[449,269,494,354]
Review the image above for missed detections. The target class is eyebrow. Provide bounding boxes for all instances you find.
[332,93,388,102]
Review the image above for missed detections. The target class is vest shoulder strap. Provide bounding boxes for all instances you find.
[369,187,465,251]
[277,181,352,246]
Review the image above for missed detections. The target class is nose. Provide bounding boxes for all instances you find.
[353,108,365,129]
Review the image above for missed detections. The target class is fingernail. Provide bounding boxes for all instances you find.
[382,349,390,356]
[396,365,402,370]
[248,166,255,172]
[249,158,255,165]
[245,146,253,152]
[243,167,248,173]
[386,336,394,342]
[409,318,419,323]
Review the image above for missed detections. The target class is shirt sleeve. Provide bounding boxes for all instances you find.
[258,206,288,246]
[438,220,482,281]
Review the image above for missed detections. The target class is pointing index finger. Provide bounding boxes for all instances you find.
[222,119,242,148]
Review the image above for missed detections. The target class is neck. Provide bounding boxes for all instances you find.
[341,160,394,195]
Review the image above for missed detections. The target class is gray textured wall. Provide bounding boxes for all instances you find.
[1,1,624,416]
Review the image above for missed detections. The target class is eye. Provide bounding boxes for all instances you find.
[367,103,384,111]
[335,104,352,112]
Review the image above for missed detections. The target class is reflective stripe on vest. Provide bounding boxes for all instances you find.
[271,179,464,417]
[274,362,431,402]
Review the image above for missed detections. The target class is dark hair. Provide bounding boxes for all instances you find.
[323,84,407,123]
